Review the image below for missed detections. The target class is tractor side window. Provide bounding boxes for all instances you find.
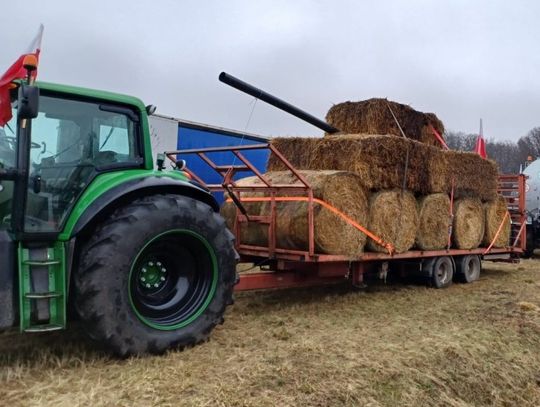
[97,115,134,160]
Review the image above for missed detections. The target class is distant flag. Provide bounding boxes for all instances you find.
[473,118,487,159]
[0,24,44,126]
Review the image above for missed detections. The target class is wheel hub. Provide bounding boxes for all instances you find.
[129,229,218,330]
[138,260,167,290]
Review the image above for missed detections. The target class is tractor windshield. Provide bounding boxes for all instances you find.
[1,91,143,233]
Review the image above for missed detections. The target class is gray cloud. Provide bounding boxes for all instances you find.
[2,0,539,140]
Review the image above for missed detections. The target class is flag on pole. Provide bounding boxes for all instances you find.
[0,24,44,126]
[473,118,487,159]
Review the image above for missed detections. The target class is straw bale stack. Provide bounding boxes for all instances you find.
[267,135,435,193]
[429,150,498,201]
[326,99,445,147]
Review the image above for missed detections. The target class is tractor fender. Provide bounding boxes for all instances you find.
[70,176,219,238]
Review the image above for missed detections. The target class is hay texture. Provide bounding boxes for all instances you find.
[416,193,451,250]
[366,190,419,253]
[325,99,445,147]
[220,177,269,246]
[429,150,498,201]
[220,170,369,256]
[267,136,499,200]
[268,135,436,193]
[452,198,485,249]
[483,195,511,248]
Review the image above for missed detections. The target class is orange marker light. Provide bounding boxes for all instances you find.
[22,54,38,71]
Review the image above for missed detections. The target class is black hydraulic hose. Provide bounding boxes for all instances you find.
[219,72,340,134]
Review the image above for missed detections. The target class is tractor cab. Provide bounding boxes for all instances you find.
[0,84,144,234]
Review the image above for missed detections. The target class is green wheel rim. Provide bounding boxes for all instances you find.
[128,229,218,331]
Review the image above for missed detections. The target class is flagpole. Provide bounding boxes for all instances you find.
[479,118,483,138]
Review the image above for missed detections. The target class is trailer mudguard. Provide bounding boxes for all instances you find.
[0,230,16,329]
[69,176,219,238]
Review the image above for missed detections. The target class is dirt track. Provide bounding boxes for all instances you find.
[1,259,539,406]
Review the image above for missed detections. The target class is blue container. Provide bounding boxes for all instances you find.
[177,122,270,204]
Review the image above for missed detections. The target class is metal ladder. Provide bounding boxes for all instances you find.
[18,242,66,332]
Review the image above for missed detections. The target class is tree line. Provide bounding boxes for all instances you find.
[445,127,540,174]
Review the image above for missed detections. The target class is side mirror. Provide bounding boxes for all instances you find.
[18,84,39,120]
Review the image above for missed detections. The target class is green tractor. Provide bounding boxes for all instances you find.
[0,73,237,356]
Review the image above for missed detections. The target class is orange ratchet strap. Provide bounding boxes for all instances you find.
[483,211,510,255]
[227,196,395,255]
[447,179,455,250]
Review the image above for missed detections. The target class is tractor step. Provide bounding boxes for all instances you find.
[22,260,61,266]
[18,242,67,332]
[24,291,63,299]
[24,324,64,333]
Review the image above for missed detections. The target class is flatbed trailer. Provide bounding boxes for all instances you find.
[167,144,527,291]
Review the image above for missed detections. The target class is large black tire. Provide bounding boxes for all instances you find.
[74,194,237,356]
[424,256,454,289]
[455,255,481,283]
[523,228,535,258]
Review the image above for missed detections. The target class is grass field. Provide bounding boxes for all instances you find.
[1,258,539,406]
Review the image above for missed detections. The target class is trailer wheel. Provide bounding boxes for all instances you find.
[455,255,481,283]
[429,256,454,289]
[74,194,237,356]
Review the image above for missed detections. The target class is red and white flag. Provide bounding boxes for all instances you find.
[474,118,487,159]
[0,24,44,126]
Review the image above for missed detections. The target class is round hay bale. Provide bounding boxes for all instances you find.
[483,195,511,248]
[452,198,484,249]
[367,190,419,253]
[416,193,451,250]
[220,171,369,256]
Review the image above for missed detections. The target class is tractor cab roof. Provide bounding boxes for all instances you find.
[36,81,147,113]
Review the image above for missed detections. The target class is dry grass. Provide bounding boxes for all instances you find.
[1,259,540,406]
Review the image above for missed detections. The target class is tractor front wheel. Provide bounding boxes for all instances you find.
[74,194,237,356]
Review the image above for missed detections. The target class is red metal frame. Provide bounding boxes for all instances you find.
[166,145,527,291]
[497,174,527,251]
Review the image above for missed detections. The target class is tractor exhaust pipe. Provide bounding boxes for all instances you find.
[219,72,340,134]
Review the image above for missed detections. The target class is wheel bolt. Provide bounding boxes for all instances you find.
[156,262,162,267]
[153,283,159,288]
[145,283,151,288]
[161,268,166,273]
[148,261,154,267]
[141,277,146,282]
[142,268,147,273]
[160,276,165,281]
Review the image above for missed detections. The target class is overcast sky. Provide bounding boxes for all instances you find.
[2,1,539,140]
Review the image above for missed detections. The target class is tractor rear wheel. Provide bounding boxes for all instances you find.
[74,194,237,356]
